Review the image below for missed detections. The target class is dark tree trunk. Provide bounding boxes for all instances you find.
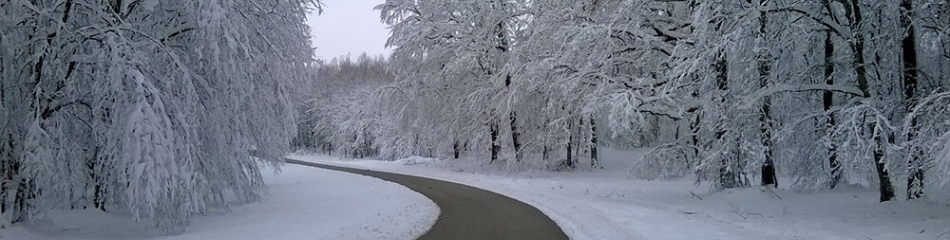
[900,0,924,200]
[1,145,13,214]
[453,140,460,159]
[690,109,701,168]
[566,137,573,169]
[566,116,575,169]
[714,42,735,188]
[760,156,776,188]
[847,0,871,99]
[542,117,550,164]
[510,110,521,162]
[589,116,598,168]
[823,29,841,189]
[846,0,894,202]
[490,116,499,164]
[542,145,549,163]
[757,0,777,188]
[822,0,839,189]
[874,138,896,202]
[87,147,106,211]
[1,184,5,214]
[1,137,12,214]
[93,182,105,210]
[574,118,582,162]
[12,178,32,223]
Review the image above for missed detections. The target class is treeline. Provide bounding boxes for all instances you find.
[0,0,318,229]
[299,54,394,157]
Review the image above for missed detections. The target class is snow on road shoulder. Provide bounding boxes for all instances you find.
[0,164,438,240]
[289,151,950,240]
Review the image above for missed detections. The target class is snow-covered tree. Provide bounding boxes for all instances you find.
[306,54,395,158]
[375,0,532,164]
[309,0,950,203]
[1,0,320,229]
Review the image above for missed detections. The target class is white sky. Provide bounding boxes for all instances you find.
[307,0,391,60]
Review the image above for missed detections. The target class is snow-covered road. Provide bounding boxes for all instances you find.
[286,159,567,240]
[0,164,438,240]
[289,150,950,240]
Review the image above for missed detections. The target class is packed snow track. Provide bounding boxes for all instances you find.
[285,159,569,240]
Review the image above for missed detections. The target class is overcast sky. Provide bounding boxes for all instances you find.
[306,1,391,61]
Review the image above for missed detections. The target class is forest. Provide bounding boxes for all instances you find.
[304,0,950,205]
[1,0,320,230]
[2,0,950,233]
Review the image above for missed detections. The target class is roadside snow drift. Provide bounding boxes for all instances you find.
[0,164,438,240]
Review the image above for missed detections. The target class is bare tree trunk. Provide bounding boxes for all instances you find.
[848,1,870,99]
[823,29,841,189]
[12,178,33,223]
[510,110,522,162]
[714,45,736,189]
[846,0,894,201]
[589,116,598,168]
[566,139,573,168]
[93,182,105,210]
[493,0,517,164]
[453,139,460,159]
[820,0,840,189]
[566,116,575,169]
[574,118,582,163]
[1,137,11,214]
[758,0,777,188]
[490,115,499,164]
[900,0,924,200]
[542,117,550,164]
[542,145,549,163]
[874,136,896,202]
[689,108,701,168]
[711,12,733,187]
[88,147,106,211]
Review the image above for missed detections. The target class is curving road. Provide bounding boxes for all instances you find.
[285,159,569,240]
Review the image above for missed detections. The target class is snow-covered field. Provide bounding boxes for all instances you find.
[0,164,438,240]
[290,149,950,240]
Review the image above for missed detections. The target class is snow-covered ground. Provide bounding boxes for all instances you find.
[290,149,950,240]
[0,164,438,240]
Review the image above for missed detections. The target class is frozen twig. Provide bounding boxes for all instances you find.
[689,190,704,200]
[725,199,747,220]
[931,228,949,239]
[764,186,782,200]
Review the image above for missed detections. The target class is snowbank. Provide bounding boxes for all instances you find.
[290,149,950,240]
[0,164,438,240]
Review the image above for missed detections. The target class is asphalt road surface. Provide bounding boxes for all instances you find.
[286,159,569,240]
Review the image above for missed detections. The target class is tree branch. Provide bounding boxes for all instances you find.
[41,100,91,119]
[741,84,865,110]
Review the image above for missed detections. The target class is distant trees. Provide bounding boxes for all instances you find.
[1,0,319,229]
[305,54,394,158]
